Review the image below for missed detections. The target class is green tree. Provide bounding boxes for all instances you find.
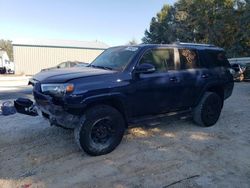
[0,39,13,61]
[143,5,176,44]
[127,38,139,45]
[143,0,250,57]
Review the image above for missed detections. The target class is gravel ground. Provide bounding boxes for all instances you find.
[0,83,249,188]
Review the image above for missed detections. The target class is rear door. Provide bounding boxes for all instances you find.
[173,48,203,108]
[199,50,231,83]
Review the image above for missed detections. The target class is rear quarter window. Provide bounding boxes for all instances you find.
[202,50,230,68]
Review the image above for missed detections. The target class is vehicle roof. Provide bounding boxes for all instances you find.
[114,43,224,51]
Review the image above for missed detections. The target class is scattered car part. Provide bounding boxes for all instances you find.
[231,63,246,81]
[1,101,16,115]
[14,98,38,116]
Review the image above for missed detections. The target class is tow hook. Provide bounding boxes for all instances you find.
[14,98,38,116]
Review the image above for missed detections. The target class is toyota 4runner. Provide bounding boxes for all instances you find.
[15,43,234,156]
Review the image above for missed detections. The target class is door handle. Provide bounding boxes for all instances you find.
[201,74,209,78]
[169,77,178,82]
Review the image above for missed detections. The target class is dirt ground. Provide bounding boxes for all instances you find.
[0,83,249,188]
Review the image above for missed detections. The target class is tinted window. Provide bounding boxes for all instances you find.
[203,50,230,68]
[178,49,199,69]
[139,48,175,72]
[70,62,77,67]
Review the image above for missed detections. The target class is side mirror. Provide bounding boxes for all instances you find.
[135,63,156,74]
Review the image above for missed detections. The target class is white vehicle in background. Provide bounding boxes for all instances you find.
[229,57,250,81]
[4,61,15,74]
[0,60,15,74]
[0,50,15,74]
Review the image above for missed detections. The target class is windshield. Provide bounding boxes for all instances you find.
[90,46,139,71]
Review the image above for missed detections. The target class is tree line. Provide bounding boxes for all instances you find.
[0,40,13,61]
[142,0,250,58]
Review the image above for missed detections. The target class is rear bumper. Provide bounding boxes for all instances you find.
[224,81,234,100]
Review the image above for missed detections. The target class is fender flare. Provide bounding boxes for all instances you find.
[80,92,130,119]
[194,83,224,107]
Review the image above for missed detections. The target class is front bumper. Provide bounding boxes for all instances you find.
[12,86,83,129]
[33,90,82,129]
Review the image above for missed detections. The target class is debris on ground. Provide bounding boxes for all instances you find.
[0,101,16,116]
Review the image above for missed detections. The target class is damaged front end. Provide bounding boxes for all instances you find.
[12,97,82,129]
[12,95,82,129]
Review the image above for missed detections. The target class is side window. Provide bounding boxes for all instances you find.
[58,62,67,68]
[139,48,175,72]
[178,49,199,69]
[203,50,230,68]
[215,51,230,67]
[70,62,76,67]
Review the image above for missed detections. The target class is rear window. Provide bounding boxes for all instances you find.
[202,50,230,68]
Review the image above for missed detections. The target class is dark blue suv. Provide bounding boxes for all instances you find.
[16,43,234,156]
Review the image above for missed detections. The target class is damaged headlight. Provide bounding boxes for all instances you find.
[41,83,74,97]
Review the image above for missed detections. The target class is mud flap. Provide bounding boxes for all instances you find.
[14,98,38,116]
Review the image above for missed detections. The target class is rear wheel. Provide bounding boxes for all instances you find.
[193,92,223,127]
[74,105,125,156]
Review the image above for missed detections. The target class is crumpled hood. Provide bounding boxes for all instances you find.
[33,67,116,83]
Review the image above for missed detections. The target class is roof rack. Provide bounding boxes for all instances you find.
[172,42,216,47]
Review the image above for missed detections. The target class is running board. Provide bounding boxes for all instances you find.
[129,109,191,124]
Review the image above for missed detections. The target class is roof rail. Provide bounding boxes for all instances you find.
[172,41,216,47]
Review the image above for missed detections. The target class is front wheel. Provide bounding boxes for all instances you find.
[74,105,125,156]
[193,92,223,127]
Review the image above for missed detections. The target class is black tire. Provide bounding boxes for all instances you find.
[193,92,223,127]
[0,67,6,74]
[74,105,125,156]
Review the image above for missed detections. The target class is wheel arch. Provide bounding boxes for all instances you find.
[194,84,224,107]
[81,93,129,126]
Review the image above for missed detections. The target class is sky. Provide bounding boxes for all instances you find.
[0,0,175,46]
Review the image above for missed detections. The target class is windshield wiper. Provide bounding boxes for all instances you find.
[89,64,113,70]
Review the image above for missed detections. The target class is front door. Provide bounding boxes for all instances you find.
[129,48,181,117]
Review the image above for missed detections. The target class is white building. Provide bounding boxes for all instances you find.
[13,39,109,75]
